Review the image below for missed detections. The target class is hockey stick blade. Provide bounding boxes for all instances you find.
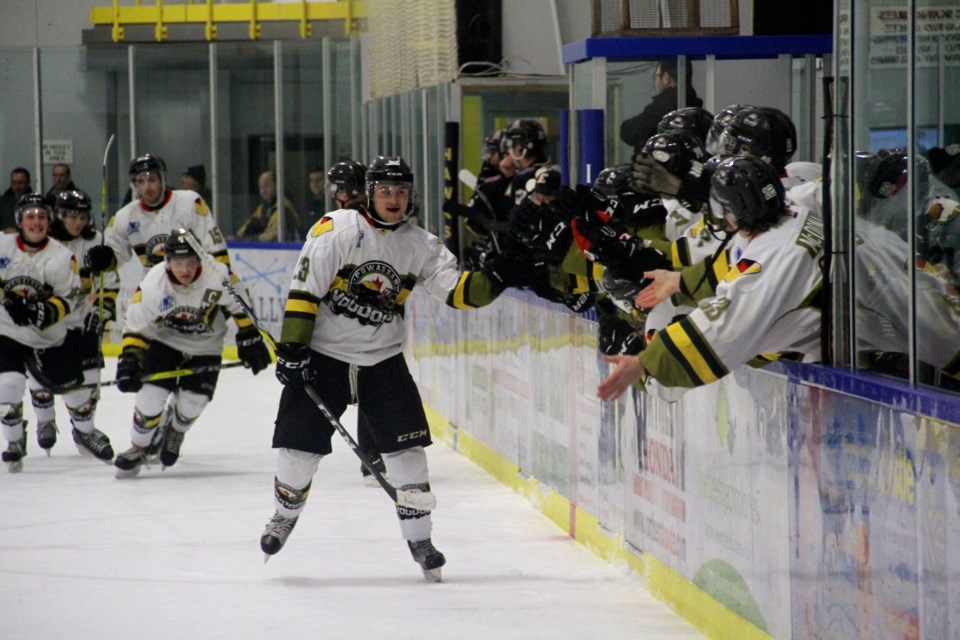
[456,169,501,252]
[457,168,478,191]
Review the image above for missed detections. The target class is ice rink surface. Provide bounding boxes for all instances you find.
[0,366,703,639]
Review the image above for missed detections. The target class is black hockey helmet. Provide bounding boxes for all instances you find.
[327,161,367,200]
[657,107,714,145]
[705,104,750,156]
[163,228,198,261]
[593,164,637,199]
[55,189,93,218]
[864,149,931,202]
[129,153,167,180]
[719,107,797,171]
[506,119,547,162]
[15,193,52,226]
[641,129,708,180]
[709,156,785,232]
[482,129,508,164]
[366,156,416,222]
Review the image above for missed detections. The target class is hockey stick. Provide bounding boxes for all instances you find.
[66,360,246,392]
[95,134,116,399]
[181,233,436,512]
[458,168,502,252]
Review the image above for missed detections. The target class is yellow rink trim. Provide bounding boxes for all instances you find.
[424,403,772,640]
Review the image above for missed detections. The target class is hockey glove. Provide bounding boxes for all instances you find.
[484,250,546,290]
[84,245,117,275]
[3,295,57,329]
[236,326,271,375]
[274,342,314,387]
[598,314,645,356]
[116,351,144,393]
[83,298,116,335]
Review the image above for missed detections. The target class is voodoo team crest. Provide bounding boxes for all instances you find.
[328,260,402,326]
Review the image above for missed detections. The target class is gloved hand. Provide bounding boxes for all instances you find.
[84,245,116,275]
[598,314,645,356]
[236,326,271,375]
[116,351,144,393]
[274,342,314,387]
[3,295,55,328]
[484,250,545,290]
[83,299,116,334]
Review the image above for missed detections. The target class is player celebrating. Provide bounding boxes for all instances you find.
[259,156,513,581]
[112,229,270,478]
[0,194,108,471]
[24,190,120,458]
[84,154,231,278]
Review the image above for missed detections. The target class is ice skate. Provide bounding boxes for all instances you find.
[407,538,445,582]
[144,414,170,461]
[3,437,26,473]
[361,452,388,486]
[160,428,185,469]
[260,511,298,562]
[72,427,115,463]
[37,421,58,455]
[114,446,148,479]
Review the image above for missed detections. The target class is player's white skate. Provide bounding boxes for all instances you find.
[72,427,115,463]
[37,421,58,455]
[260,511,299,563]
[408,538,445,582]
[114,446,148,479]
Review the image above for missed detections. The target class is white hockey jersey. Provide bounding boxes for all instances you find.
[105,189,229,277]
[283,208,467,366]
[121,260,248,357]
[640,206,824,393]
[59,232,120,330]
[0,235,84,348]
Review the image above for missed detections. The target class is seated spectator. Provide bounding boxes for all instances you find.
[181,164,212,205]
[43,163,79,207]
[0,168,32,233]
[236,169,302,242]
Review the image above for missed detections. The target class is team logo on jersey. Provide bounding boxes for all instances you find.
[328,260,402,327]
[160,295,174,312]
[128,221,141,235]
[162,305,212,334]
[144,234,169,266]
[2,275,45,300]
[0,257,9,269]
[310,216,334,238]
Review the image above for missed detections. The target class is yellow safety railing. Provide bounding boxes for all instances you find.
[91,0,367,42]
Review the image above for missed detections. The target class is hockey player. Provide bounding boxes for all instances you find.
[0,194,111,472]
[597,156,823,402]
[326,159,388,483]
[24,190,119,458]
[112,229,270,478]
[260,156,514,581]
[84,154,231,279]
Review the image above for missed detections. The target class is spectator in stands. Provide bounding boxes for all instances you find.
[620,59,703,157]
[236,169,302,242]
[43,163,79,207]
[181,164,212,205]
[0,168,32,233]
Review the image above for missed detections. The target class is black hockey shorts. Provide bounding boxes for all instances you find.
[272,351,433,456]
[0,334,86,391]
[140,342,221,399]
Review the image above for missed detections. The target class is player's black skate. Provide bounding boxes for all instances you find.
[260,511,299,562]
[72,427,115,463]
[144,413,170,461]
[407,538,445,582]
[361,452,388,485]
[3,435,27,473]
[160,428,185,468]
[37,421,58,454]
[114,446,147,479]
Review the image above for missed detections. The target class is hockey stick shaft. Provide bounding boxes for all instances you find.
[96,134,116,398]
[458,169,502,252]
[67,360,245,392]
[181,233,435,511]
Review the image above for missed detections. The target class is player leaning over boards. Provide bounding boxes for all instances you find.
[260,156,513,581]
[597,155,824,403]
[112,229,270,478]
